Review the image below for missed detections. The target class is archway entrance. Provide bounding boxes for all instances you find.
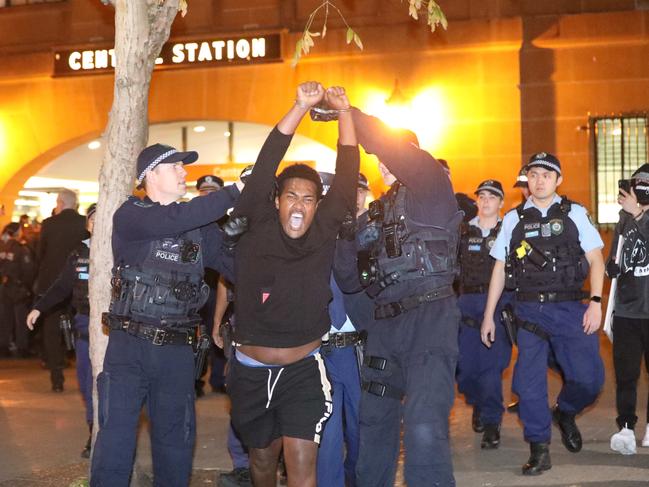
[12,120,337,221]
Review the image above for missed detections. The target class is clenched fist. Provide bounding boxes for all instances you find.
[325,86,351,111]
[296,81,325,109]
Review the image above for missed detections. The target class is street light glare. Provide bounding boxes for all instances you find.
[193,125,206,133]
[88,140,101,150]
[363,86,446,151]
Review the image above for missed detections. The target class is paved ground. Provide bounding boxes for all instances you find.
[1,337,648,486]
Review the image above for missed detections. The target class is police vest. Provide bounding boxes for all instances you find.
[458,221,500,293]
[71,244,90,315]
[109,228,209,329]
[507,198,589,293]
[361,183,461,301]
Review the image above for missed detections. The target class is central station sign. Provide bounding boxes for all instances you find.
[53,32,282,76]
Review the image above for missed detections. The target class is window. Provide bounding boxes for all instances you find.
[593,115,648,224]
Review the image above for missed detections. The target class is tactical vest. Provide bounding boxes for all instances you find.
[507,198,589,293]
[109,228,209,329]
[71,244,90,315]
[360,183,461,302]
[458,221,500,293]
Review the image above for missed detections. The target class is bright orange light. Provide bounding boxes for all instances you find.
[361,86,446,152]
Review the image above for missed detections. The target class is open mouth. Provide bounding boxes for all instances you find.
[289,212,304,230]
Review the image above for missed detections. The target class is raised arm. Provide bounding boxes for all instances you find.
[317,87,360,226]
[232,82,325,220]
[351,108,451,201]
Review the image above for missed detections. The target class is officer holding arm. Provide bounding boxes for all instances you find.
[481,152,605,475]
[335,109,463,487]
[90,143,242,486]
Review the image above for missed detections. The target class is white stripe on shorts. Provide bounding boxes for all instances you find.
[313,352,333,444]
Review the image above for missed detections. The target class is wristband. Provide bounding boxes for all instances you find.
[589,296,602,303]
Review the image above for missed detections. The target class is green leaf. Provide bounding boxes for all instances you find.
[292,39,303,67]
[353,33,363,51]
[346,27,354,44]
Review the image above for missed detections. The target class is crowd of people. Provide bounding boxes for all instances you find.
[2,81,649,487]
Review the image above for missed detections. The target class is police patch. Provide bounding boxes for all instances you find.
[486,237,496,249]
[525,231,539,238]
[549,219,563,235]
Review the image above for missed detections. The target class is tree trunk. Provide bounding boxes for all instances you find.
[88,0,180,465]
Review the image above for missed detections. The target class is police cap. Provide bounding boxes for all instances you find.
[136,143,198,185]
[474,180,504,199]
[196,175,224,191]
[525,152,561,176]
[513,167,528,188]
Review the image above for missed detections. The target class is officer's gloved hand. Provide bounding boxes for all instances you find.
[339,212,357,241]
[606,260,621,279]
[222,216,249,251]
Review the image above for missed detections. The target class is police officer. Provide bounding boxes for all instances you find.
[194,173,227,398]
[0,222,36,358]
[335,110,462,486]
[607,163,649,455]
[316,172,369,487]
[456,180,512,449]
[26,203,97,457]
[481,152,605,475]
[90,144,242,486]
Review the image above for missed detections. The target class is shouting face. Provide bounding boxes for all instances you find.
[275,177,319,239]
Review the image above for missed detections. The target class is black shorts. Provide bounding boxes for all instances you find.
[228,351,333,449]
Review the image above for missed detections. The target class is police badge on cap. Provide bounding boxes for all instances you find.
[196,175,224,191]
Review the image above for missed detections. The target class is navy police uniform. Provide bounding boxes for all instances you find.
[91,145,239,486]
[456,210,513,438]
[34,239,93,424]
[491,182,604,448]
[335,109,461,487]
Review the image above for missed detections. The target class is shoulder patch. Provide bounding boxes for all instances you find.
[133,199,154,208]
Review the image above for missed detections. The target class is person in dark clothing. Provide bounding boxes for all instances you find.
[608,163,649,454]
[35,188,88,391]
[226,82,359,487]
[27,203,97,457]
[194,174,228,398]
[90,143,242,486]
[0,222,36,357]
[334,110,462,487]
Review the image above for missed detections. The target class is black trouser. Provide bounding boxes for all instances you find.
[612,315,649,430]
[42,305,66,386]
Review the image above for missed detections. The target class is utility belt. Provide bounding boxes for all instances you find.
[515,290,587,303]
[322,331,363,349]
[459,284,488,295]
[374,285,454,320]
[102,312,198,346]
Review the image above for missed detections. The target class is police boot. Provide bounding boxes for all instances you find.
[472,406,484,433]
[522,442,551,475]
[481,424,500,449]
[552,405,582,453]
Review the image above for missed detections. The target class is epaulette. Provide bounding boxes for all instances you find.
[132,198,154,209]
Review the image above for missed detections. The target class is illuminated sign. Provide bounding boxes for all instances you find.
[53,33,281,76]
